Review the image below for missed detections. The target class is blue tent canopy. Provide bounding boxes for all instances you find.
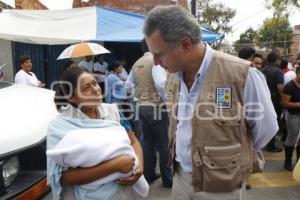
[0,6,224,44]
[96,6,224,43]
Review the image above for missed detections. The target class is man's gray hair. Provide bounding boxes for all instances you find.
[143,5,201,45]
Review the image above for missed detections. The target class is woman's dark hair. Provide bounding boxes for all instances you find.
[19,55,31,67]
[64,59,76,69]
[108,61,122,72]
[54,66,86,111]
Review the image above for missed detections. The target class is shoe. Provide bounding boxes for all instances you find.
[162,182,172,188]
[148,173,161,184]
[284,160,293,171]
[284,146,294,171]
[296,146,300,161]
[266,146,282,152]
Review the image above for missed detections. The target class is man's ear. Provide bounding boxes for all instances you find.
[181,37,193,51]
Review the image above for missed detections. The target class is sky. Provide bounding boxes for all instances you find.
[1,0,300,43]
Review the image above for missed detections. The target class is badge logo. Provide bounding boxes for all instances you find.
[216,87,232,109]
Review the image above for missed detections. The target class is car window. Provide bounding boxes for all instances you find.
[0,82,12,89]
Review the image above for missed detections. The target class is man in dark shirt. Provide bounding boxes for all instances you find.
[238,45,256,61]
[261,51,284,152]
[282,66,300,170]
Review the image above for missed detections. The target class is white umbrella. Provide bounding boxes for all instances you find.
[57,42,110,60]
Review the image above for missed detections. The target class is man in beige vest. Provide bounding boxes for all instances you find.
[144,5,278,200]
[126,39,173,188]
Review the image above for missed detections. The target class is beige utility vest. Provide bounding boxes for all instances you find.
[132,52,163,106]
[166,51,255,193]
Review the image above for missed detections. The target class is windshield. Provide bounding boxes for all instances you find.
[0,82,12,89]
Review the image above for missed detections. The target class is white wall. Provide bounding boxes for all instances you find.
[0,39,14,82]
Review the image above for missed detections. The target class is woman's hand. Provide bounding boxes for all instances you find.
[113,155,135,173]
[61,155,135,185]
[117,164,143,185]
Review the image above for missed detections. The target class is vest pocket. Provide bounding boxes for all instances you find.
[201,144,242,192]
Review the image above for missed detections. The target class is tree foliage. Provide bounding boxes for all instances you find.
[197,0,236,34]
[265,0,300,17]
[261,0,299,53]
[256,16,293,50]
[233,28,257,51]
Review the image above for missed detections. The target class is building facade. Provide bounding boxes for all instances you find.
[73,0,188,14]
[15,0,47,10]
[290,25,300,57]
[0,0,48,82]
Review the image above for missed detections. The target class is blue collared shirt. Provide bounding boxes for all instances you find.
[175,44,278,172]
[105,72,128,103]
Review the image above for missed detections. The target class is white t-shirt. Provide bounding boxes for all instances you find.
[288,62,294,70]
[15,69,40,86]
[79,60,94,73]
[284,70,296,85]
[94,61,108,74]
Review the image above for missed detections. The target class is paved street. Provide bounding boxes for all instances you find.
[43,150,300,200]
[146,150,300,200]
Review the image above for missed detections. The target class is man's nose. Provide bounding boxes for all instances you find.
[92,84,100,94]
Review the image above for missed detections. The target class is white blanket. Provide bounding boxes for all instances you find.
[46,126,149,197]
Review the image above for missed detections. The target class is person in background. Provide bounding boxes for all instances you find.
[126,38,172,188]
[15,55,45,87]
[282,66,300,171]
[238,47,263,190]
[105,61,129,104]
[79,56,94,73]
[279,58,291,143]
[94,54,108,75]
[261,51,284,152]
[284,60,300,85]
[238,45,256,62]
[93,54,108,95]
[287,54,295,70]
[64,59,78,70]
[282,58,297,85]
[144,5,277,200]
[281,59,289,74]
[252,54,263,70]
[118,66,129,81]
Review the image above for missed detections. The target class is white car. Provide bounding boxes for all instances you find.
[0,82,58,200]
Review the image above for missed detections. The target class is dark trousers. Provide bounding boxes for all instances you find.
[139,105,172,186]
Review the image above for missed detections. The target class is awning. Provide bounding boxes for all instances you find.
[0,6,224,44]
